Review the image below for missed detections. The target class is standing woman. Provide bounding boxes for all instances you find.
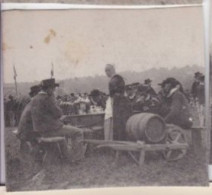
[104,64,131,141]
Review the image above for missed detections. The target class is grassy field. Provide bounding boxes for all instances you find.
[5,124,208,191]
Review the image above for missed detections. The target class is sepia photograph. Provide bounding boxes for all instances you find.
[2,3,209,191]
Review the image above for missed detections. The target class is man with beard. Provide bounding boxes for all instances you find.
[104,64,131,140]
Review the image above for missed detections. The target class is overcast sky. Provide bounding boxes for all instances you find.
[2,6,205,83]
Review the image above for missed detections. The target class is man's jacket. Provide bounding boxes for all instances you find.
[17,101,33,140]
[31,92,63,132]
[165,88,192,129]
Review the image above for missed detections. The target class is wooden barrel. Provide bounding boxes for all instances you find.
[126,113,166,143]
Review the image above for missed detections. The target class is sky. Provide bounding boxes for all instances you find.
[2,6,205,83]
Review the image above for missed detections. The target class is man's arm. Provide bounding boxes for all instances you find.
[46,96,63,119]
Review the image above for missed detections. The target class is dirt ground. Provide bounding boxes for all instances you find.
[5,125,208,192]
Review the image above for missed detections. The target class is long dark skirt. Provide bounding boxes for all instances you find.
[113,95,132,141]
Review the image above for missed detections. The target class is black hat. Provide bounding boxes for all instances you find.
[158,80,165,87]
[144,79,152,84]
[161,77,178,88]
[8,95,14,99]
[90,89,100,97]
[29,85,41,96]
[194,72,202,77]
[40,78,59,88]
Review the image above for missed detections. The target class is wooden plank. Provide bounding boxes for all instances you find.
[97,143,188,152]
[97,144,140,151]
[190,126,205,131]
[37,137,65,143]
[84,139,188,152]
[64,113,105,118]
[143,143,188,151]
[137,142,145,166]
[84,139,138,146]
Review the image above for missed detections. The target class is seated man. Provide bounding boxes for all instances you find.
[162,77,193,129]
[31,78,86,162]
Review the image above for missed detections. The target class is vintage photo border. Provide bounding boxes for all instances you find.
[0,0,211,188]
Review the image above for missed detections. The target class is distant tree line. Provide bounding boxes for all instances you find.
[4,65,204,97]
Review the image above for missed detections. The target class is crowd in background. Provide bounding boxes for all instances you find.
[4,71,205,128]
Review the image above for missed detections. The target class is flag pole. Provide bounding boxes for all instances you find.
[13,65,18,96]
[51,63,54,78]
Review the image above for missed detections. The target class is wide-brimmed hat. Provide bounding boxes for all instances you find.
[40,78,59,88]
[29,85,41,96]
[90,89,100,97]
[158,80,165,87]
[161,77,179,88]
[194,72,202,78]
[144,79,152,84]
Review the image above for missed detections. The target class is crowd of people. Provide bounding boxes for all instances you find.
[3,64,205,162]
[4,69,205,129]
[103,64,205,140]
[56,90,107,115]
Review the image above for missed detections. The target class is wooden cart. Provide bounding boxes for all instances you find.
[64,113,190,165]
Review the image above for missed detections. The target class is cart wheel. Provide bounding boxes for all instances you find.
[163,125,188,161]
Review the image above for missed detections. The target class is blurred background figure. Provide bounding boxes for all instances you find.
[6,95,16,127]
[191,72,202,104]
[196,75,205,127]
[143,78,156,96]
[90,89,106,111]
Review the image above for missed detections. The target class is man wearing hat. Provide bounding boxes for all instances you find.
[17,85,41,148]
[89,89,106,110]
[29,85,41,98]
[191,72,202,101]
[30,78,85,162]
[144,78,156,97]
[162,77,193,129]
